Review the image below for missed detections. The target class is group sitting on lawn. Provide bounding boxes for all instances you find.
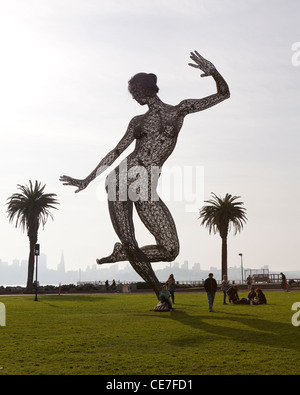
[227,285,267,305]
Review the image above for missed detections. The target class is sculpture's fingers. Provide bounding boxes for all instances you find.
[188,62,199,68]
[190,52,200,63]
[194,50,205,60]
[60,175,70,182]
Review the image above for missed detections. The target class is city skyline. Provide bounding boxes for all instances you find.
[1,251,299,288]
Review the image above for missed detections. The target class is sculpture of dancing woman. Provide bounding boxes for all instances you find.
[60,51,230,309]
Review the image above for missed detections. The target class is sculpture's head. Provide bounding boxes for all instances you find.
[128,73,159,105]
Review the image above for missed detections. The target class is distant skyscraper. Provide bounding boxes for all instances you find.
[57,251,65,273]
[181,260,189,270]
[20,260,27,271]
[12,259,20,268]
[192,262,200,271]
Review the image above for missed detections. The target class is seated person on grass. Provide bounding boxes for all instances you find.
[159,285,173,310]
[252,288,267,305]
[227,285,239,304]
[247,286,256,303]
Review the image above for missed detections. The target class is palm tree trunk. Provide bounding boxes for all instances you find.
[221,236,228,279]
[26,235,37,292]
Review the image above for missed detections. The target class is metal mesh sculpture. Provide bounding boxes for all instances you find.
[60,51,230,311]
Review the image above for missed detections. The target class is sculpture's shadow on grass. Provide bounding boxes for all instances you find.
[149,307,300,352]
[38,295,111,308]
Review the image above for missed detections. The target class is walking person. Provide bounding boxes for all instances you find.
[166,274,176,304]
[204,273,217,312]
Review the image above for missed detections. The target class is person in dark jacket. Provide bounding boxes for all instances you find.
[280,272,287,291]
[204,273,218,312]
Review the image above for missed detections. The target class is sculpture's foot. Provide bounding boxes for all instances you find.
[153,300,173,312]
[96,242,123,265]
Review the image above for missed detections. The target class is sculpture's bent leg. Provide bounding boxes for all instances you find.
[96,242,124,264]
[134,199,179,312]
[97,198,180,264]
[107,199,163,299]
[134,199,179,262]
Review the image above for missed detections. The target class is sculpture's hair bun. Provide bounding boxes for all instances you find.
[128,72,159,94]
[148,73,157,84]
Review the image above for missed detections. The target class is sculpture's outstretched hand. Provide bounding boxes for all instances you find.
[59,175,88,193]
[188,50,216,77]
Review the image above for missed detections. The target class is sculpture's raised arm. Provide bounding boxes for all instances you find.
[59,117,137,193]
[178,50,230,116]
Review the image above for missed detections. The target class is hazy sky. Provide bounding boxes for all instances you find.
[1,0,299,277]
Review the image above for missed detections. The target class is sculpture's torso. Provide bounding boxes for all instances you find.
[130,103,184,168]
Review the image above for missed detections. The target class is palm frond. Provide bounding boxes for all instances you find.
[199,192,247,237]
[6,180,59,234]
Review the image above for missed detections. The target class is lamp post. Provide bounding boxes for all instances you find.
[238,253,243,284]
[34,244,40,301]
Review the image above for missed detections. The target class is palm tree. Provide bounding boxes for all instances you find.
[6,181,59,292]
[199,193,247,279]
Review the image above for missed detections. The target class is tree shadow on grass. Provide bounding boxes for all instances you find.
[152,309,300,353]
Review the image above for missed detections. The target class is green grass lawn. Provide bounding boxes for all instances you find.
[0,291,299,375]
